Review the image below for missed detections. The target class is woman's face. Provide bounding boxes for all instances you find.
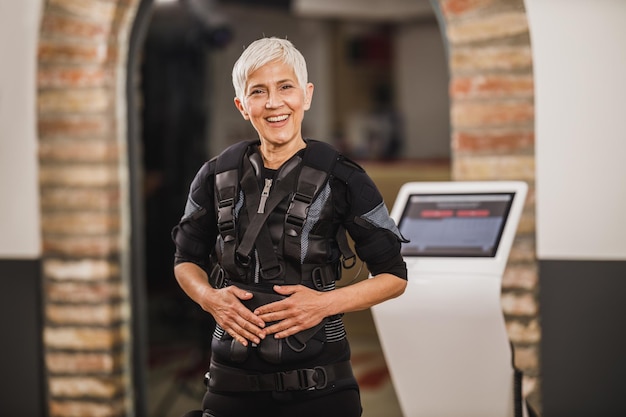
[234,60,313,149]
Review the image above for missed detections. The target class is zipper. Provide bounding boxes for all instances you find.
[258,178,273,214]
[254,250,260,284]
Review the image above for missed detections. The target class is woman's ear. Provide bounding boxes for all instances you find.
[234,97,249,120]
[304,82,314,111]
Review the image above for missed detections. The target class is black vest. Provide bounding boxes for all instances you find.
[211,139,355,291]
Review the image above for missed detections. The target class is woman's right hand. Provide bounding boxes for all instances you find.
[174,262,266,346]
[201,285,267,346]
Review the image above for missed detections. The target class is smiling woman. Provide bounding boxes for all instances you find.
[171,37,408,417]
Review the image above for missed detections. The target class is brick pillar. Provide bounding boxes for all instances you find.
[37,0,140,416]
[435,0,541,412]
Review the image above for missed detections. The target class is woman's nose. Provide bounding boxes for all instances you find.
[265,91,282,109]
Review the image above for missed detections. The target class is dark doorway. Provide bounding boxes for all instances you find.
[135,2,231,415]
[141,1,209,319]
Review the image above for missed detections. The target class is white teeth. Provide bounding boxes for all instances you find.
[267,115,288,122]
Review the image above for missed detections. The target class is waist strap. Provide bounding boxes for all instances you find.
[206,360,354,392]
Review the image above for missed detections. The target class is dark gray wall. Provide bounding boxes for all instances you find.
[0,259,45,416]
[540,260,626,417]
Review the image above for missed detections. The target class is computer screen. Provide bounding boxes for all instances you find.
[398,193,515,257]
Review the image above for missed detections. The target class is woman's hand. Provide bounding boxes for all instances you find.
[202,286,267,346]
[254,273,407,340]
[253,285,329,339]
[174,262,267,347]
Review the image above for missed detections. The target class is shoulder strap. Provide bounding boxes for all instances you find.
[286,140,338,230]
[215,140,256,174]
[214,140,256,281]
[283,140,354,288]
[283,141,338,265]
[284,140,356,283]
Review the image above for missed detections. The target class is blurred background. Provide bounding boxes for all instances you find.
[6,0,625,416]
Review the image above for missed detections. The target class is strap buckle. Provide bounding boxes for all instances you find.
[341,255,356,269]
[260,263,283,281]
[311,266,332,290]
[275,366,327,391]
[218,219,235,237]
[209,265,226,289]
[235,252,251,267]
[286,192,311,229]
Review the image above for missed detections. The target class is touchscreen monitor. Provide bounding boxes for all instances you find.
[398,193,515,257]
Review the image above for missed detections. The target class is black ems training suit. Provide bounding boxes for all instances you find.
[172,139,407,417]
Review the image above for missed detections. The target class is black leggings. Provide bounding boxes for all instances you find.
[200,385,362,417]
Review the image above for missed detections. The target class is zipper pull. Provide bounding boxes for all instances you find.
[258,178,273,213]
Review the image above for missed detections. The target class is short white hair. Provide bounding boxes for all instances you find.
[232,37,308,105]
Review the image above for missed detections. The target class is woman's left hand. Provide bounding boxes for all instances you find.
[253,284,329,339]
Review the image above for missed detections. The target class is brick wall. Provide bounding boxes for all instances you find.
[436,0,540,412]
[38,0,140,416]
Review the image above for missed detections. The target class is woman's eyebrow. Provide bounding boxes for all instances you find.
[248,78,295,90]
[247,83,265,91]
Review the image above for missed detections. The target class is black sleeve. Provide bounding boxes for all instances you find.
[334,158,407,280]
[171,160,218,271]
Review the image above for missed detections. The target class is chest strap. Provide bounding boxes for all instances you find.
[236,153,300,281]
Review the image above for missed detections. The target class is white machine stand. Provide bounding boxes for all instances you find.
[371,181,528,417]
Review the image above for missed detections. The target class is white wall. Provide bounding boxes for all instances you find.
[0,0,42,258]
[526,0,626,260]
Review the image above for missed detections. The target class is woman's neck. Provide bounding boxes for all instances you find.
[258,139,306,169]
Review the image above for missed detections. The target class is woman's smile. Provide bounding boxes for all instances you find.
[266,114,289,123]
